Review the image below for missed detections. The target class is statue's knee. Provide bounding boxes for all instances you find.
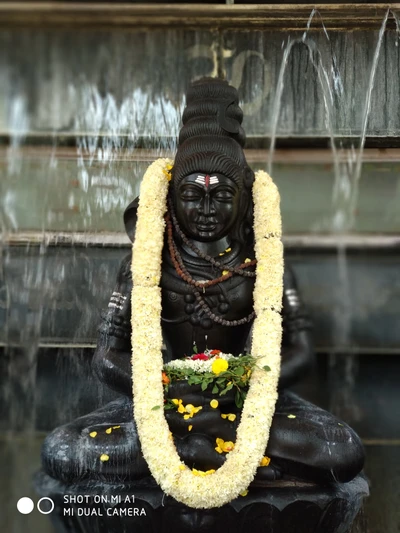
[41,425,86,483]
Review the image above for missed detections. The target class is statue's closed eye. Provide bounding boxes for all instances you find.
[213,189,235,201]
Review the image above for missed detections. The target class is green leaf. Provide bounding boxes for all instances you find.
[201,381,208,392]
[212,384,219,394]
[263,365,271,372]
[234,366,245,376]
[192,343,198,354]
[235,390,244,408]
[151,405,161,411]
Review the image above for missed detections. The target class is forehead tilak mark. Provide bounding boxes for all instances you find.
[195,174,219,187]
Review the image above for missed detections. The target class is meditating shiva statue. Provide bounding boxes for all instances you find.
[38,78,367,533]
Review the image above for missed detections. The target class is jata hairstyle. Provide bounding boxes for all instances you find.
[171,77,255,244]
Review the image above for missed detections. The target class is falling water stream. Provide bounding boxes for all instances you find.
[267,9,391,424]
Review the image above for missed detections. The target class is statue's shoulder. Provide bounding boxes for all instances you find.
[117,254,133,282]
[283,260,298,291]
[123,197,139,242]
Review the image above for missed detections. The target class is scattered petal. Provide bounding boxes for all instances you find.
[100,454,109,462]
[287,414,296,419]
[210,399,219,409]
[260,456,271,467]
[188,425,193,431]
[89,431,97,438]
[105,428,112,434]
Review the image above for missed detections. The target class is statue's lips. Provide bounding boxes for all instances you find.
[196,224,217,232]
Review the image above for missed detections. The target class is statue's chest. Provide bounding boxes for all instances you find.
[160,268,255,329]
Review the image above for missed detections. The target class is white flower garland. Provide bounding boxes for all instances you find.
[131,158,283,509]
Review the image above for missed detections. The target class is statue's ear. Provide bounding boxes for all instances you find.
[123,197,139,242]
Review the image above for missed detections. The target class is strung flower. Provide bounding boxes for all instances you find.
[162,372,170,385]
[209,349,221,355]
[192,468,216,477]
[191,353,209,361]
[211,358,229,375]
[162,163,173,181]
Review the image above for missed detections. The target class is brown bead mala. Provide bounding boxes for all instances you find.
[165,207,256,327]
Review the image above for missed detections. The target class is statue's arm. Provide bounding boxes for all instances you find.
[92,254,133,395]
[279,263,315,389]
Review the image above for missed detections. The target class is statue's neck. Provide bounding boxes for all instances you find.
[182,236,232,258]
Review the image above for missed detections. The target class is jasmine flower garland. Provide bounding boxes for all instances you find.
[131,158,283,509]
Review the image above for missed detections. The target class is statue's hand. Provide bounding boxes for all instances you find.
[165,405,238,442]
[166,380,236,407]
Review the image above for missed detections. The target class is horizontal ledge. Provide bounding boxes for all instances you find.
[2,231,400,250]
[0,3,398,30]
[2,341,400,354]
[2,146,400,163]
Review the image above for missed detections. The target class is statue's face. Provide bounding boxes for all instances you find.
[174,173,240,241]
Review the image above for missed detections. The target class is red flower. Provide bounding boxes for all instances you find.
[209,349,221,355]
[191,353,209,361]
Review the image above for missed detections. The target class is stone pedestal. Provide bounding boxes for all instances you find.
[34,470,368,533]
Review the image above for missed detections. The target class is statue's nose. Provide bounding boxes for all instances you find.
[199,194,215,216]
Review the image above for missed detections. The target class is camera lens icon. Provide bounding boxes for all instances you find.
[17,497,55,515]
[37,497,55,514]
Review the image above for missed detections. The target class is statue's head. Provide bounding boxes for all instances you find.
[170,78,254,244]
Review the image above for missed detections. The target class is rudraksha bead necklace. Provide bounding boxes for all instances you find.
[165,210,256,327]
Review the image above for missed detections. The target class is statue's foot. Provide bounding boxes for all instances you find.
[267,390,365,484]
[41,396,149,483]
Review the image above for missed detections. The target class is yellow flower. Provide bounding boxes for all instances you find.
[192,468,215,477]
[210,399,219,409]
[211,359,229,374]
[260,456,271,467]
[182,404,202,419]
[162,163,173,181]
[215,438,235,453]
[221,413,236,421]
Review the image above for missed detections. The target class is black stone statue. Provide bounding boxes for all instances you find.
[37,78,368,533]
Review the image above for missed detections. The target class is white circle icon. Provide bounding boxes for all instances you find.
[37,497,55,515]
[17,497,34,514]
